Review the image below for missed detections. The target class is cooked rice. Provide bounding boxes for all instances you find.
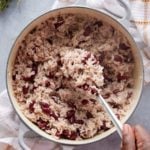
[12,13,134,140]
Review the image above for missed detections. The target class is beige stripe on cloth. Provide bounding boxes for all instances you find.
[130,0,150,45]
[130,0,150,2]
[130,0,150,84]
[143,1,148,45]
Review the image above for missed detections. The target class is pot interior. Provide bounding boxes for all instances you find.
[7,7,143,145]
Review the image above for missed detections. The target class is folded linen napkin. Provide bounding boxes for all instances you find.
[0,90,61,150]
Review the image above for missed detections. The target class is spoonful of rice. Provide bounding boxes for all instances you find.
[60,47,123,138]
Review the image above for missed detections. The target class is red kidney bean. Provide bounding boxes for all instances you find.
[37,118,48,129]
[83,26,92,36]
[81,59,86,65]
[23,74,35,83]
[127,83,132,88]
[119,43,130,50]
[117,73,129,82]
[22,86,29,95]
[108,102,121,109]
[29,100,35,113]
[50,111,58,120]
[46,37,53,45]
[45,81,50,87]
[127,92,132,99]
[99,51,105,63]
[61,129,70,139]
[94,21,103,27]
[68,116,76,124]
[66,110,75,119]
[100,121,109,131]
[54,16,64,29]
[81,99,89,105]
[57,59,62,67]
[12,75,16,81]
[113,89,120,94]
[123,54,133,63]
[32,61,39,74]
[40,102,49,108]
[91,88,98,95]
[102,93,110,99]
[114,55,123,62]
[75,120,84,125]
[90,98,96,104]
[40,102,51,114]
[86,112,93,119]
[30,27,37,34]
[70,131,77,140]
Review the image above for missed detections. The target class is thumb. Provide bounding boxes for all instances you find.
[121,124,135,150]
[134,125,150,150]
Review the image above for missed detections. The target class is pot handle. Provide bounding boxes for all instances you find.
[61,145,75,150]
[104,0,131,26]
[86,0,131,27]
[18,123,31,150]
[18,123,75,150]
[107,0,130,20]
[104,0,142,43]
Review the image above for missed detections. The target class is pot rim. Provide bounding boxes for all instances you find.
[6,6,144,146]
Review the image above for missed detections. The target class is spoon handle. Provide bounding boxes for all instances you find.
[98,95,123,138]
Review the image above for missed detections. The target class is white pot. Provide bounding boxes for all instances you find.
[6,5,143,150]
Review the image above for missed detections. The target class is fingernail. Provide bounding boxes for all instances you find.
[123,124,129,134]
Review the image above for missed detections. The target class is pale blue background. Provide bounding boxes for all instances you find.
[0,0,150,149]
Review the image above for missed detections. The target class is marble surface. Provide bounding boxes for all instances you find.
[0,0,150,149]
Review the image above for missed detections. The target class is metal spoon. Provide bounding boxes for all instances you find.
[98,95,123,138]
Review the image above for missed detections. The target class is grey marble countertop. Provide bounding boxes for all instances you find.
[0,0,150,149]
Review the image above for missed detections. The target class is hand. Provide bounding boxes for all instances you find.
[121,124,150,150]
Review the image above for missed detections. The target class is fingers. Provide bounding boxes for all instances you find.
[134,125,150,150]
[121,124,136,150]
[121,125,150,150]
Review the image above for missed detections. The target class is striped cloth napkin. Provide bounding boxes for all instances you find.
[0,0,150,150]
[129,0,150,84]
[130,0,150,47]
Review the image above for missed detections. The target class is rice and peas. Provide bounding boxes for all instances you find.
[12,13,134,140]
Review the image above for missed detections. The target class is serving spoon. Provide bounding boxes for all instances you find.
[98,94,123,138]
